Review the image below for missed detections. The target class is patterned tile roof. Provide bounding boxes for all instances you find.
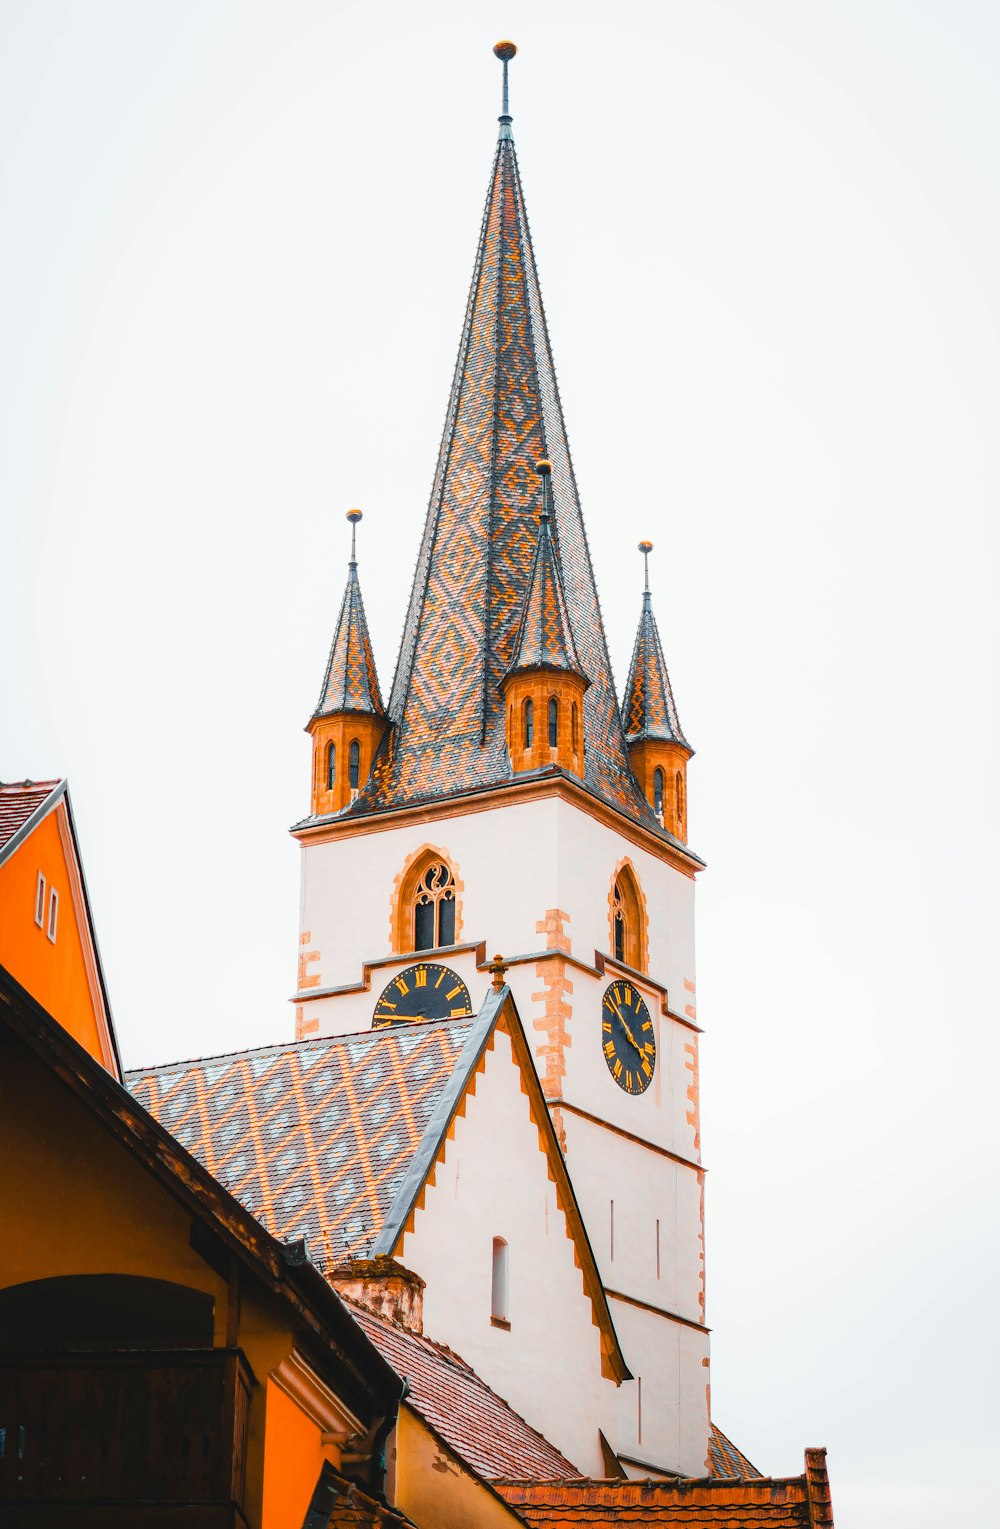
[351,1303,582,1481]
[127,1020,470,1270]
[493,1448,835,1527]
[342,111,657,831]
[506,493,586,682]
[314,557,384,719]
[622,590,689,749]
[709,1424,761,1480]
[0,779,61,857]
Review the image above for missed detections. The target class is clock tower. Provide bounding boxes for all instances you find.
[291,43,710,1479]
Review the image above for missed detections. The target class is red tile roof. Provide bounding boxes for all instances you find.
[708,1423,761,1479]
[494,1451,834,1527]
[128,1019,470,1269]
[0,779,61,855]
[350,1303,582,1482]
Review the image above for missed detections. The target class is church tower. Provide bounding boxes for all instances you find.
[292,44,709,1478]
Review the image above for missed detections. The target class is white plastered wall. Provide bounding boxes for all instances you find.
[397,1027,615,1478]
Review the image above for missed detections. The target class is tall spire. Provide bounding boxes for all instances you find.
[360,45,655,829]
[622,542,689,749]
[313,510,384,720]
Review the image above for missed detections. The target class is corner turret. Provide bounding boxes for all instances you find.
[306,510,386,816]
[622,542,692,840]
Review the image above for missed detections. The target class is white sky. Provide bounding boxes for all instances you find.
[2,2,998,1523]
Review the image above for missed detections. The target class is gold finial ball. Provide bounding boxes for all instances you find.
[535,458,553,476]
[638,539,653,555]
[346,509,363,524]
[493,40,517,61]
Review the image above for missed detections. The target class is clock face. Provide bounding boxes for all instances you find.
[372,963,473,1028]
[601,981,656,1094]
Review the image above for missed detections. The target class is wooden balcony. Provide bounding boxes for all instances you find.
[0,1347,253,1527]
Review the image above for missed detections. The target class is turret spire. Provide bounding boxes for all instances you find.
[622,543,692,840]
[506,461,586,680]
[313,510,384,720]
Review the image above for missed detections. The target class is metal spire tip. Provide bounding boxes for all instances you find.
[639,540,653,593]
[493,40,517,137]
[347,508,363,564]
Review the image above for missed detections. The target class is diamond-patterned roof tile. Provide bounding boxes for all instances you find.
[622,590,689,748]
[314,560,384,720]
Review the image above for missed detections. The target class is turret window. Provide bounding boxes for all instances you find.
[676,771,685,828]
[548,697,558,748]
[326,742,336,791]
[653,768,664,818]
[524,698,534,748]
[571,703,578,752]
[349,740,361,790]
[413,861,457,951]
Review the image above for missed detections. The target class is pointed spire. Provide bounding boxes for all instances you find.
[313,510,384,720]
[622,542,689,748]
[507,461,587,681]
[364,48,657,830]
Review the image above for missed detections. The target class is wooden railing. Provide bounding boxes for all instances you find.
[0,1347,252,1518]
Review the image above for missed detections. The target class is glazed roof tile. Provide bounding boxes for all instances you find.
[493,1454,833,1527]
[0,779,61,856]
[314,559,384,719]
[507,502,586,681]
[128,1020,470,1269]
[351,1303,581,1481]
[709,1424,761,1480]
[344,113,656,831]
[622,591,689,749]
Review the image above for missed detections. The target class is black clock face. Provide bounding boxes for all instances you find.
[601,981,656,1094]
[372,963,473,1028]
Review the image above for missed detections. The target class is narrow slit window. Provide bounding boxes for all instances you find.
[349,740,360,789]
[491,1237,509,1326]
[34,873,46,928]
[326,741,336,791]
[571,703,578,751]
[548,697,558,748]
[653,768,664,817]
[47,888,59,944]
[676,771,685,824]
[524,698,534,748]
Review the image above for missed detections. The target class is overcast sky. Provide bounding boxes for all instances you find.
[3,2,998,1524]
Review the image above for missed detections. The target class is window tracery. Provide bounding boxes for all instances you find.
[609,861,648,972]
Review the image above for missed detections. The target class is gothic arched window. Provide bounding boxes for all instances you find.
[349,740,360,790]
[653,767,664,818]
[326,741,336,791]
[610,863,647,972]
[524,698,534,748]
[548,697,558,748]
[413,861,457,951]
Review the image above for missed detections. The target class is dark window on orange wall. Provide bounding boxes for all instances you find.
[571,703,578,751]
[524,698,534,748]
[326,742,336,790]
[349,740,360,789]
[654,768,664,816]
[548,697,558,748]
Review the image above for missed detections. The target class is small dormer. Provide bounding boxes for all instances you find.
[306,511,387,816]
[622,542,692,841]
[502,461,590,777]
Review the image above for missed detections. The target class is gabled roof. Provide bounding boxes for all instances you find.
[621,589,689,749]
[506,494,586,682]
[129,987,630,1385]
[0,778,63,861]
[314,557,384,720]
[350,1302,582,1481]
[493,1449,834,1527]
[0,964,404,1426]
[709,1423,761,1479]
[347,84,655,831]
[128,1019,469,1268]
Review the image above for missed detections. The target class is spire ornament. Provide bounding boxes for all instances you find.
[639,539,653,594]
[493,39,516,138]
[347,508,363,565]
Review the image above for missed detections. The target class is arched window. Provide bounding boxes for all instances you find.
[491,1237,509,1326]
[524,698,534,748]
[349,739,360,790]
[326,741,336,791]
[413,861,456,950]
[548,697,558,748]
[653,767,664,817]
[610,863,647,972]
